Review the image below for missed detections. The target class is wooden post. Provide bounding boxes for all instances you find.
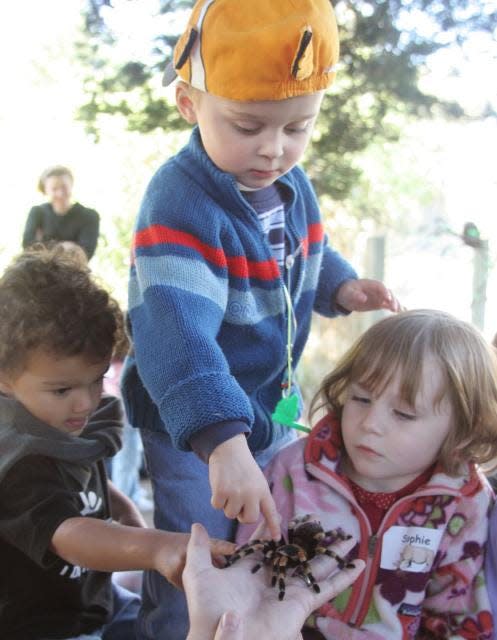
[471,239,489,330]
[360,235,386,330]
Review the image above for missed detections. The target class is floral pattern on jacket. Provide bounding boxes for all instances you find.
[237,414,494,639]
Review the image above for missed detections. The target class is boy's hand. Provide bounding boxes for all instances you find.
[209,435,281,540]
[335,278,401,313]
[154,531,236,589]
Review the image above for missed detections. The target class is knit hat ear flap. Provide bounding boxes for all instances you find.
[291,27,314,80]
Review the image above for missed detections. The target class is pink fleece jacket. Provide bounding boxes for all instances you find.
[237,414,494,639]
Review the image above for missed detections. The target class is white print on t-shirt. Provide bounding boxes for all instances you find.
[380,526,443,573]
[79,490,102,516]
[59,564,88,579]
[56,492,102,579]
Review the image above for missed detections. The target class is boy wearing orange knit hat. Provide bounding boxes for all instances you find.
[122,1,400,637]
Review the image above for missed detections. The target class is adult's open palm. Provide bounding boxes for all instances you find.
[184,523,365,640]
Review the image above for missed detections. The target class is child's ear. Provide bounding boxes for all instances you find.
[176,82,198,125]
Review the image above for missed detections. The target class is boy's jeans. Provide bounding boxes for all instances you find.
[111,421,143,503]
[135,427,295,640]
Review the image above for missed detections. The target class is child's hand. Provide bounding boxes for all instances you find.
[155,531,236,589]
[209,435,281,540]
[335,278,401,313]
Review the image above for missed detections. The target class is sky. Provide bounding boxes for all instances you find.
[1,0,497,334]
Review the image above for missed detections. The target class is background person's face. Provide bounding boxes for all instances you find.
[44,174,73,213]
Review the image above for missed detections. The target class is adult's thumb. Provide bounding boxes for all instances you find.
[185,522,212,572]
[213,611,243,640]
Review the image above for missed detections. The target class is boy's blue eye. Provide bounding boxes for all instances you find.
[53,387,71,396]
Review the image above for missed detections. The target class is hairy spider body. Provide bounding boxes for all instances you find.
[227,514,352,600]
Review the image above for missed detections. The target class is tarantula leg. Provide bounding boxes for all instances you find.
[299,561,320,593]
[321,528,352,542]
[270,559,280,587]
[315,546,354,570]
[225,540,268,566]
[226,547,256,565]
[275,557,289,601]
[252,546,277,573]
[289,514,312,527]
[225,548,255,567]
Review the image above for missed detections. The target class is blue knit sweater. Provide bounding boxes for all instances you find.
[122,128,357,454]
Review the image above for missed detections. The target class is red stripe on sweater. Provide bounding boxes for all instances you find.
[299,223,323,258]
[133,224,280,280]
[226,255,280,280]
[134,225,227,267]
[308,222,324,244]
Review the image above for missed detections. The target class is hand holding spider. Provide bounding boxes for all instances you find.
[184,522,364,640]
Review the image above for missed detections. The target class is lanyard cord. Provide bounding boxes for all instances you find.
[282,280,296,397]
[283,243,303,395]
[271,247,311,433]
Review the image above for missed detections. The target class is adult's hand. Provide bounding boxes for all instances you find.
[212,612,243,639]
[184,523,365,640]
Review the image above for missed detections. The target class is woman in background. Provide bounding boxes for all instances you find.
[23,165,100,260]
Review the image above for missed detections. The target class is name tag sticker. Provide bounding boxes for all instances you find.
[380,526,443,572]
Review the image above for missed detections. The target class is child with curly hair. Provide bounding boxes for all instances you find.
[0,249,233,640]
[238,309,497,639]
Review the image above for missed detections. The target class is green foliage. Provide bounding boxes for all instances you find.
[76,0,495,198]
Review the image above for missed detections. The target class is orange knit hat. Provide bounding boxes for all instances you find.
[162,0,340,101]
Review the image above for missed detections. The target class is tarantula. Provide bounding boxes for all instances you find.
[226,514,352,600]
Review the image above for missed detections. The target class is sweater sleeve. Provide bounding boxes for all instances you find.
[22,206,42,248]
[128,174,254,451]
[189,420,250,462]
[418,485,494,639]
[313,239,358,317]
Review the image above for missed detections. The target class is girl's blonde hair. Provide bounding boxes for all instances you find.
[311,309,497,475]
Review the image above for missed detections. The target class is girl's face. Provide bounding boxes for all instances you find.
[44,174,73,214]
[341,356,453,492]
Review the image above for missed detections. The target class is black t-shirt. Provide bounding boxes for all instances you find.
[0,455,112,639]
